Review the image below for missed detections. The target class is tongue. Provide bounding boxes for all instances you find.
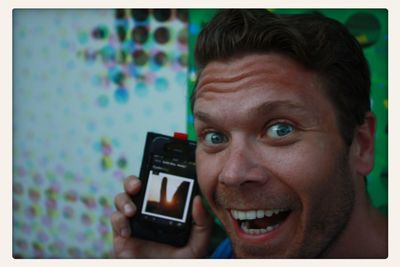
[248,211,290,229]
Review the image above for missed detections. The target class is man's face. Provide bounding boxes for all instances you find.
[193,53,356,258]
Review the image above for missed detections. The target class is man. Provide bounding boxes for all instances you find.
[111,9,388,258]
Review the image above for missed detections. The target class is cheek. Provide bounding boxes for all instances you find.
[265,140,346,204]
[196,151,220,203]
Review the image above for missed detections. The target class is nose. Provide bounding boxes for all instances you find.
[218,139,269,186]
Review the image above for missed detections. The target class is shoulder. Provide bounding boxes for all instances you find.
[209,238,235,259]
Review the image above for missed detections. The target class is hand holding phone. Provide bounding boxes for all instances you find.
[111,132,213,258]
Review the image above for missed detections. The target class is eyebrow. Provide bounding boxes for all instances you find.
[194,110,214,124]
[194,100,315,125]
[252,100,311,117]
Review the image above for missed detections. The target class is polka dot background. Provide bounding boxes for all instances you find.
[13,9,188,258]
[12,8,388,258]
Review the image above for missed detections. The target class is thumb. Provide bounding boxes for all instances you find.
[187,195,213,258]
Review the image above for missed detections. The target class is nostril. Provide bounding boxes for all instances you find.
[218,167,270,186]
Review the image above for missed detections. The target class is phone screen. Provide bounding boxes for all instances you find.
[141,154,196,226]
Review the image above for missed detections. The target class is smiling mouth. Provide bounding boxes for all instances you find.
[230,209,291,235]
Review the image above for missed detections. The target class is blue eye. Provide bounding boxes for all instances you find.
[204,131,227,145]
[267,123,294,138]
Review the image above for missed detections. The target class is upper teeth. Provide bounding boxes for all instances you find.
[231,209,287,220]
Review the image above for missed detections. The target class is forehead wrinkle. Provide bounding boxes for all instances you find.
[196,64,315,103]
[196,55,286,98]
[196,68,270,98]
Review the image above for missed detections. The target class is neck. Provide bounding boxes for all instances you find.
[321,190,388,258]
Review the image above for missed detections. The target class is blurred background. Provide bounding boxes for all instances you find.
[12,9,387,258]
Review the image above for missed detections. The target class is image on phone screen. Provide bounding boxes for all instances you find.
[142,170,194,223]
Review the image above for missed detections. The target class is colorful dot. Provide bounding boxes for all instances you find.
[176,9,188,22]
[115,9,127,19]
[81,213,93,225]
[37,231,49,243]
[134,82,148,97]
[45,198,57,210]
[28,187,41,202]
[96,95,109,108]
[187,114,194,124]
[32,241,45,255]
[15,239,29,250]
[101,137,111,146]
[131,26,149,44]
[100,44,116,63]
[92,25,109,40]
[77,30,89,44]
[48,241,65,255]
[13,182,24,195]
[154,27,170,44]
[114,87,129,104]
[117,156,128,169]
[41,215,52,227]
[68,247,81,257]
[86,120,97,132]
[101,156,113,170]
[15,166,27,177]
[133,49,149,66]
[26,205,41,218]
[116,25,128,42]
[153,50,168,67]
[189,23,200,35]
[153,9,171,22]
[99,196,111,208]
[121,39,135,54]
[131,9,149,22]
[102,143,112,155]
[33,172,44,185]
[155,77,169,92]
[113,169,125,180]
[108,66,125,85]
[81,195,97,209]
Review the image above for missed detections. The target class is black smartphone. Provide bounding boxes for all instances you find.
[130,132,197,247]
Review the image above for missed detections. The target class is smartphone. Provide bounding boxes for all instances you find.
[130,132,197,247]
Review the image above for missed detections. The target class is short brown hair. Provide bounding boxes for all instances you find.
[192,9,371,145]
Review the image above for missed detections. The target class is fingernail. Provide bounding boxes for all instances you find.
[124,204,134,215]
[121,227,131,238]
[130,179,139,187]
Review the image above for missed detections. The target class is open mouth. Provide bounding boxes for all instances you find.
[230,209,291,235]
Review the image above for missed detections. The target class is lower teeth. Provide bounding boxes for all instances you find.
[240,221,280,235]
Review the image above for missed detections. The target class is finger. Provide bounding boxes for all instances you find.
[187,196,213,258]
[123,175,142,195]
[114,192,137,217]
[111,211,132,239]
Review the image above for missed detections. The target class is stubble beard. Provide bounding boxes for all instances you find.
[213,152,356,258]
[298,153,355,258]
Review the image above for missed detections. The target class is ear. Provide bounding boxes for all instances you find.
[350,112,376,176]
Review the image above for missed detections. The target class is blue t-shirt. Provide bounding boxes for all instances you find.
[209,238,235,259]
